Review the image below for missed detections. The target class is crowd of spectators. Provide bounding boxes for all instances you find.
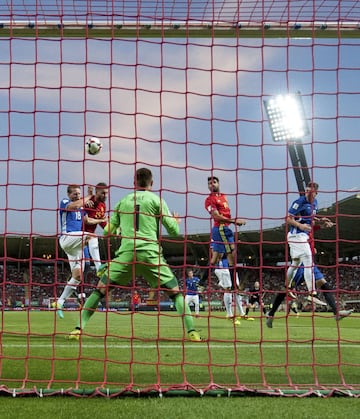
[0,261,359,311]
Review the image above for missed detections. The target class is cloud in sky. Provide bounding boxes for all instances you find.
[0,36,359,235]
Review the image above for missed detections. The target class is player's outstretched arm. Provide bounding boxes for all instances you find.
[161,201,181,236]
[103,222,117,236]
[314,216,336,228]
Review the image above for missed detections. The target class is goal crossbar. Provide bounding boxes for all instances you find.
[1,20,360,38]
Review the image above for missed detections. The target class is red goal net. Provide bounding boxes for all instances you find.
[0,1,359,398]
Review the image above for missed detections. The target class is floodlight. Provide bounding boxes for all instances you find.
[263,93,309,142]
[263,92,311,193]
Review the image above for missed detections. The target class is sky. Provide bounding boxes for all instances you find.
[0,1,359,237]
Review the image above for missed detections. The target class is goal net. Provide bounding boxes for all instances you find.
[0,1,359,398]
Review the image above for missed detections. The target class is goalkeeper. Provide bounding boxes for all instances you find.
[69,167,203,342]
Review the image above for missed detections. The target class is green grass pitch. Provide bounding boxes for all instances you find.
[0,309,359,395]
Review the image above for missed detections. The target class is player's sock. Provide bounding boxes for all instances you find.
[291,305,298,314]
[171,293,194,333]
[83,262,91,284]
[228,265,239,292]
[286,265,298,288]
[320,282,337,314]
[245,306,250,316]
[268,292,286,317]
[302,255,316,294]
[58,277,80,306]
[235,294,245,317]
[88,237,102,271]
[224,292,233,317]
[76,289,103,330]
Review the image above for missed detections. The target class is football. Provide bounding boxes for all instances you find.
[86,137,102,155]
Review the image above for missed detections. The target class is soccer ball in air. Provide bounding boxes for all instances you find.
[86,137,102,155]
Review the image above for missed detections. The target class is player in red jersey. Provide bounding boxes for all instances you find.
[205,176,246,271]
[83,182,108,273]
[132,290,141,312]
[204,176,246,325]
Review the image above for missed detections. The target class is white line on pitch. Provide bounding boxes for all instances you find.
[1,343,358,349]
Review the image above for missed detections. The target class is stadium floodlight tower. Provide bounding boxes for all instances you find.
[263,92,311,194]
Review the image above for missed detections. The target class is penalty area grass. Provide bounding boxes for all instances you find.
[0,309,358,393]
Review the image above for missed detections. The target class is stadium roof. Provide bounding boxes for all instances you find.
[1,194,359,267]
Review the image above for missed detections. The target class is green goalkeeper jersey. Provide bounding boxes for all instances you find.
[109,190,180,253]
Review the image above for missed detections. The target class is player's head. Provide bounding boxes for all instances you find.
[136,168,153,190]
[254,281,260,290]
[305,181,319,203]
[187,269,194,277]
[207,176,219,193]
[95,182,108,202]
[67,185,81,201]
[307,181,319,191]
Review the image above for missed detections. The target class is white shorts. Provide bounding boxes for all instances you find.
[287,232,312,259]
[185,294,199,307]
[214,269,240,289]
[59,232,87,272]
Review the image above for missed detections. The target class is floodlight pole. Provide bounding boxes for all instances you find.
[287,142,311,194]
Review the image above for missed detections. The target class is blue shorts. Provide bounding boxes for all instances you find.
[211,225,235,254]
[293,265,324,288]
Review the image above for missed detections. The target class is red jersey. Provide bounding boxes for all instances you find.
[132,293,141,305]
[205,193,232,227]
[84,197,107,233]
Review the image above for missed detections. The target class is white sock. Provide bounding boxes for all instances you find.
[195,302,200,315]
[302,255,315,293]
[224,292,233,317]
[88,237,101,271]
[58,278,80,306]
[235,294,245,316]
[287,261,300,288]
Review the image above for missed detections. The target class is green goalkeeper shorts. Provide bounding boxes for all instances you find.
[103,249,178,289]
